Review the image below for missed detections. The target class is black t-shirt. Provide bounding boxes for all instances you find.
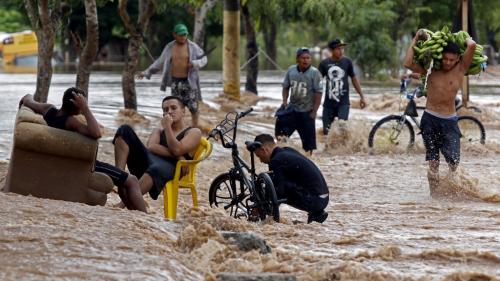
[318,57,355,106]
[43,107,69,130]
[269,147,328,196]
[159,127,194,160]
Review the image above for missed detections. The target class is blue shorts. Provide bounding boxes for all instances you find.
[322,104,350,134]
[421,111,461,165]
[275,109,316,151]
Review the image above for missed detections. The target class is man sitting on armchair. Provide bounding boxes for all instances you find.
[19,88,147,212]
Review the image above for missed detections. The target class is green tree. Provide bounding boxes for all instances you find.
[119,0,158,110]
[23,0,62,102]
[473,0,500,48]
[0,8,31,32]
[336,0,397,78]
[75,0,99,95]
[241,0,258,94]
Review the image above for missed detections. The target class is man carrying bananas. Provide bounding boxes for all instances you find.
[403,29,476,197]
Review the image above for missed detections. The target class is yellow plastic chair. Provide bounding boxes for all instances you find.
[163,138,212,220]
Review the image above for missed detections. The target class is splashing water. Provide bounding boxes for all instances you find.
[437,166,500,202]
[423,59,434,91]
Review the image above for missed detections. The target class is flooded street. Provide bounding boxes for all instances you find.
[0,71,499,280]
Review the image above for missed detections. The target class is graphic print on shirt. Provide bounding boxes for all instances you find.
[327,65,345,102]
[290,80,308,98]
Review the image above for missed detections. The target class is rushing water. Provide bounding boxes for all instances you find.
[1,71,499,159]
[0,70,499,280]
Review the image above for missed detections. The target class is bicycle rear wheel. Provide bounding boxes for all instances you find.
[256,173,280,222]
[457,116,486,145]
[209,172,249,219]
[368,115,415,153]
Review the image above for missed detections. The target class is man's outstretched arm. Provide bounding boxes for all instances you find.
[19,94,54,115]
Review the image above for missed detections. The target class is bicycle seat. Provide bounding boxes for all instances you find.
[455,97,462,109]
[404,99,419,117]
[245,141,262,152]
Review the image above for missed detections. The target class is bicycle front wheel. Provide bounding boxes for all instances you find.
[368,115,415,153]
[209,172,249,219]
[458,116,486,145]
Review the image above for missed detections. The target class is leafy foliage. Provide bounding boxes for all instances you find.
[1,0,499,76]
[334,0,397,77]
[0,7,31,32]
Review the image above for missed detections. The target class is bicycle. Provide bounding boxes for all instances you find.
[368,78,486,152]
[207,108,282,222]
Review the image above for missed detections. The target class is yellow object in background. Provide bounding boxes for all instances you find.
[163,138,213,220]
[1,30,38,66]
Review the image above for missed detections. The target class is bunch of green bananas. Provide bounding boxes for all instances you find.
[412,26,488,75]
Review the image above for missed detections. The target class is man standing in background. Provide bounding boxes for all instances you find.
[318,39,366,136]
[138,23,207,127]
[275,47,323,155]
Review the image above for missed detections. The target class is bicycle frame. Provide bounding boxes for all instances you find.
[397,79,422,132]
[399,78,467,133]
[388,114,419,142]
[208,109,265,212]
[369,79,486,149]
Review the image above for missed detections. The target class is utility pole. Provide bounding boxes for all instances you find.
[222,0,240,99]
[462,0,469,106]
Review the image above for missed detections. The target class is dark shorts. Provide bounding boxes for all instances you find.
[95,160,128,188]
[421,111,462,165]
[322,104,349,134]
[171,77,199,114]
[275,109,316,151]
[113,125,177,200]
[277,180,329,213]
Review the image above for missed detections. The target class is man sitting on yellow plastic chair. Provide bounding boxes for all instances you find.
[113,96,202,213]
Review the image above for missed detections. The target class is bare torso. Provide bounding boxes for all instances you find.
[425,63,464,115]
[171,43,189,78]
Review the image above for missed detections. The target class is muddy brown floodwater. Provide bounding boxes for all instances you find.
[0,71,499,280]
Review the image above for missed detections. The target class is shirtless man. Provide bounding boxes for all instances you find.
[403,29,476,197]
[138,24,207,127]
[113,96,202,207]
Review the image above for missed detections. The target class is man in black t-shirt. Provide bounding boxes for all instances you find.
[19,88,147,212]
[253,134,329,224]
[318,39,366,135]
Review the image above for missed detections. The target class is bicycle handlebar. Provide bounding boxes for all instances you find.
[207,108,253,148]
[238,107,253,119]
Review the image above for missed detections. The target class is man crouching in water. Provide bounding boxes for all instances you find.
[253,134,329,223]
[403,29,476,197]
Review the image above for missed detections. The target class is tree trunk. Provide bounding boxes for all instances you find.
[23,0,57,102]
[76,0,99,96]
[222,0,240,99]
[122,33,142,109]
[193,0,218,49]
[263,21,277,70]
[390,0,409,78]
[118,0,156,110]
[241,3,258,94]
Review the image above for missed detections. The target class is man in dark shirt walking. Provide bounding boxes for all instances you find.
[253,134,329,223]
[318,39,366,135]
